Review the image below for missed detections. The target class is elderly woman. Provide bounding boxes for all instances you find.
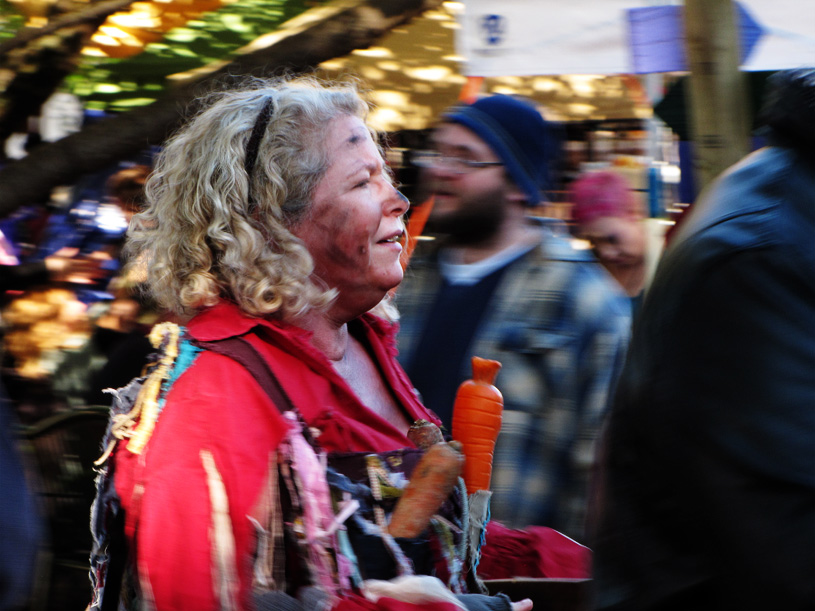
[92,76,532,611]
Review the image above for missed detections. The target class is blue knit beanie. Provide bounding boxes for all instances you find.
[441,94,560,205]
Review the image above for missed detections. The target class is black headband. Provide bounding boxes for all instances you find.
[244,96,275,184]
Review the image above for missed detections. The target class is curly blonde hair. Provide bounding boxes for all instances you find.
[126,75,376,321]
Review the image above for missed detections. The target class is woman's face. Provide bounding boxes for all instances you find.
[292,114,409,316]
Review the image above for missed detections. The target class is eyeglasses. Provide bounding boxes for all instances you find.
[411,150,503,174]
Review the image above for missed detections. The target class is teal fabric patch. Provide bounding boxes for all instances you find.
[157,334,202,414]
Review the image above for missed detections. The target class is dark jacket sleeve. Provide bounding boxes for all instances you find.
[0,387,44,609]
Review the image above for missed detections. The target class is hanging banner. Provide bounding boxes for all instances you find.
[628,3,763,73]
[456,0,648,76]
[456,0,815,76]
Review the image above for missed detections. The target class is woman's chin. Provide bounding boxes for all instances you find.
[378,267,405,292]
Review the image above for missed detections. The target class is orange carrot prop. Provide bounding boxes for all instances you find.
[458,76,485,104]
[400,195,434,273]
[452,357,504,495]
[388,195,435,303]
[387,441,464,538]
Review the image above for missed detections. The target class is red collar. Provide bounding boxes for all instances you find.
[184,300,399,353]
[184,301,307,342]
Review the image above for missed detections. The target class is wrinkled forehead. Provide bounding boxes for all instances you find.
[320,114,380,154]
[321,115,393,180]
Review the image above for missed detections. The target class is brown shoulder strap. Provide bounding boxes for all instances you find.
[192,336,295,415]
[191,334,320,449]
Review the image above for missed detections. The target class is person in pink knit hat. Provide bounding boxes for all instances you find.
[569,170,662,306]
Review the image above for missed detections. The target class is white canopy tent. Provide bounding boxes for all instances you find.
[456,0,815,76]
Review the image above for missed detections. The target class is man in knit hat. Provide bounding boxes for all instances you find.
[396,94,631,543]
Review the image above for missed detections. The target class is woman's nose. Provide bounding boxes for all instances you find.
[386,186,410,216]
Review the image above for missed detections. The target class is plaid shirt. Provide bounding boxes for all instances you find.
[396,221,631,541]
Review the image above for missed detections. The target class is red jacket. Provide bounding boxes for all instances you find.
[113,301,445,610]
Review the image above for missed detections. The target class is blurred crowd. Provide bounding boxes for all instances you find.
[1,164,157,422]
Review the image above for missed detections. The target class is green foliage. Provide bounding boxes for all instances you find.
[0,0,26,41]
[63,0,318,112]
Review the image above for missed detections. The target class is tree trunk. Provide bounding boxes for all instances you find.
[0,0,442,217]
[683,0,751,192]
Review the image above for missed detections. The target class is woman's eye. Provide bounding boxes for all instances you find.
[355,179,370,189]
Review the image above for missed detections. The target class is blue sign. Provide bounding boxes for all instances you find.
[627,2,765,73]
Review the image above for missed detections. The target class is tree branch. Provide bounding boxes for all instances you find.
[0,0,136,56]
[0,0,442,216]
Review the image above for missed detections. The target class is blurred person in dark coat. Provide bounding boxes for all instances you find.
[0,386,42,611]
[589,68,815,610]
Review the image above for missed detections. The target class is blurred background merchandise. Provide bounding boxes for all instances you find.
[3,288,89,381]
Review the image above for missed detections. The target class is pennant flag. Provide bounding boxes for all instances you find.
[627,2,766,74]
